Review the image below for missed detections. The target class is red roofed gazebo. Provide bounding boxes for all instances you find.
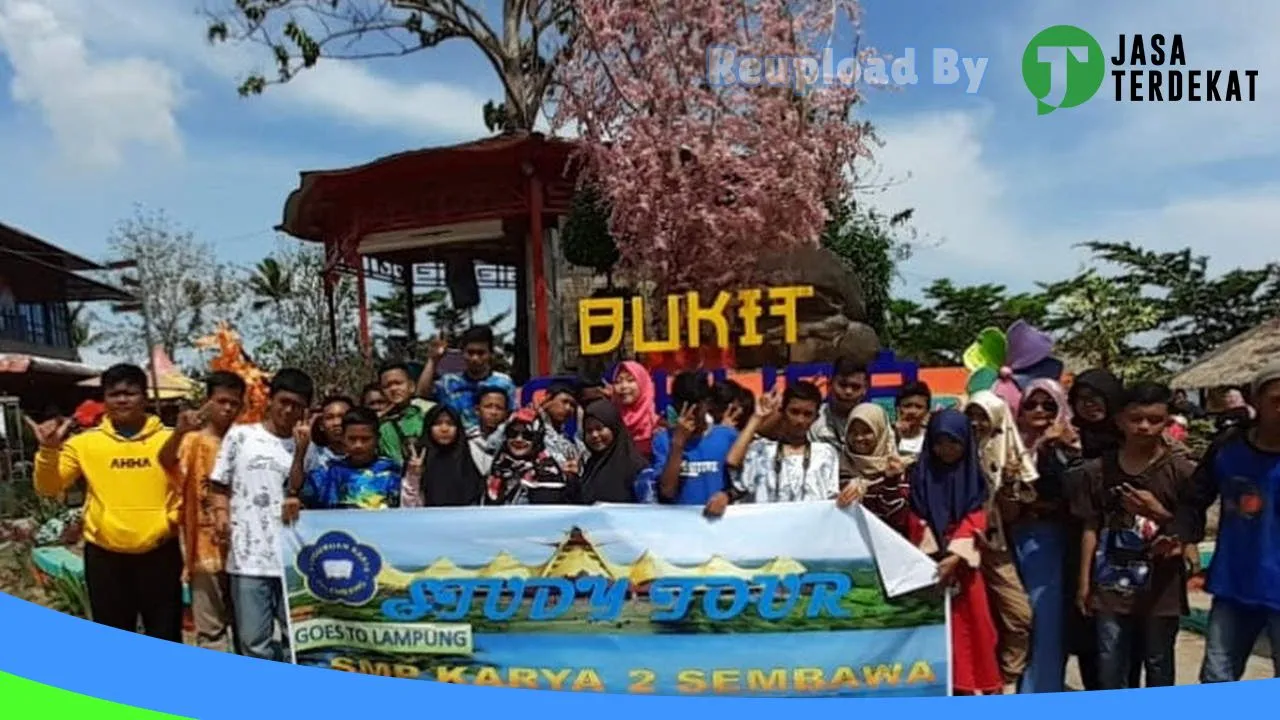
[276,131,579,380]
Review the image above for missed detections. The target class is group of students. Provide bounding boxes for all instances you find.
[24,322,1280,694]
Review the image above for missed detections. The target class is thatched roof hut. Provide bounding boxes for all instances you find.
[1170,318,1280,390]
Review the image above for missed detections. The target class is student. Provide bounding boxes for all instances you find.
[540,381,587,469]
[1179,362,1280,683]
[30,364,182,641]
[210,368,315,662]
[360,383,390,417]
[403,405,484,507]
[1012,378,1077,694]
[158,371,246,651]
[1071,381,1194,690]
[418,325,517,429]
[651,372,739,506]
[710,380,755,431]
[895,381,932,458]
[964,390,1037,694]
[293,407,404,511]
[907,409,1003,695]
[1066,368,1135,691]
[705,383,847,516]
[312,395,354,467]
[840,402,909,536]
[580,399,647,504]
[810,357,870,451]
[377,363,430,465]
[468,386,511,475]
[610,360,659,458]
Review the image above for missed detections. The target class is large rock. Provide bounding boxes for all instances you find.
[734,246,880,368]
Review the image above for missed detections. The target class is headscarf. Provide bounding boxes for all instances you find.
[908,409,988,544]
[612,361,658,454]
[966,390,1038,488]
[1069,369,1125,459]
[419,405,484,507]
[486,408,568,504]
[840,403,896,479]
[1017,378,1071,452]
[842,403,909,531]
[580,400,645,503]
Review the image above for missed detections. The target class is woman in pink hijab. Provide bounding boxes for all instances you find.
[611,361,658,458]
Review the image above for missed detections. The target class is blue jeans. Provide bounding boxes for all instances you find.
[230,575,290,662]
[1013,521,1066,693]
[1096,613,1179,688]
[1201,598,1280,682]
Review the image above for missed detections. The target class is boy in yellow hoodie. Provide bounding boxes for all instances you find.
[30,363,182,641]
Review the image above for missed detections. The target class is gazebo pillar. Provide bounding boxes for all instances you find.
[528,172,551,375]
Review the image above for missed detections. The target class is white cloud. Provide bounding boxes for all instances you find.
[869,108,1280,297]
[0,0,182,169]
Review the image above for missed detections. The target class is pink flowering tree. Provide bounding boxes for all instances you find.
[553,0,872,293]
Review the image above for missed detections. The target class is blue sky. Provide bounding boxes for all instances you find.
[1,0,1277,365]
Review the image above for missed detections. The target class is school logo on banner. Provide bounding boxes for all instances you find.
[297,531,383,606]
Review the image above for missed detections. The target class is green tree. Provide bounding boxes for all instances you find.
[884,280,1049,365]
[371,286,448,357]
[561,184,620,287]
[68,303,103,351]
[207,1,576,132]
[1079,241,1280,365]
[248,257,294,312]
[1040,269,1164,380]
[820,194,915,334]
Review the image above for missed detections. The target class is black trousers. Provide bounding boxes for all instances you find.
[83,538,184,643]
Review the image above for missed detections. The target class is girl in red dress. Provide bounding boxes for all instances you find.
[908,409,1003,695]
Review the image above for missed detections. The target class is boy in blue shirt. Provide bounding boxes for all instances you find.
[291,407,404,511]
[1178,361,1280,682]
[651,372,738,507]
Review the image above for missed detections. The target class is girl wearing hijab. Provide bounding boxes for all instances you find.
[1011,379,1078,694]
[401,405,484,508]
[965,391,1038,694]
[485,408,582,505]
[907,409,1002,695]
[580,400,647,504]
[611,361,659,458]
[840,403,910,538]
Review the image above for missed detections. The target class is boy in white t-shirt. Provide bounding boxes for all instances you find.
[210,368,315,662]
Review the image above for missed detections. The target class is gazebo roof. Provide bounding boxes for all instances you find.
[277,131,580,244]
[1170,317,1280,390]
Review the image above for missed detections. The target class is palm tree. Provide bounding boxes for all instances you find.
[248,258,293,312]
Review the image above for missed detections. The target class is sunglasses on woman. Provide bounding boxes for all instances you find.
[505,427,536,441]
[1024,400,1058,414]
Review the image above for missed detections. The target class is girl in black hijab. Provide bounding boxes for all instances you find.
[1068,369,1125,459]
[580,400,647,503]
[413,405,484,507]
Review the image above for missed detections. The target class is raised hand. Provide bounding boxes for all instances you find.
[755,385,783,419]
[427,331,448,361]
[562,456,580,476]
[836,481,864,509]
[293,414,313,448]
[885,455,905,477]
[721,403,744,428]
[24,415,72,450]
[175,402,210,435]
[404,444,426,479]
[672,403,699,445]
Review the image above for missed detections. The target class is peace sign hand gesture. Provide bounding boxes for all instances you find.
[293,414,313,448]
[672,403,699,446]
[25,415,72,450]
[404,443,426,480]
